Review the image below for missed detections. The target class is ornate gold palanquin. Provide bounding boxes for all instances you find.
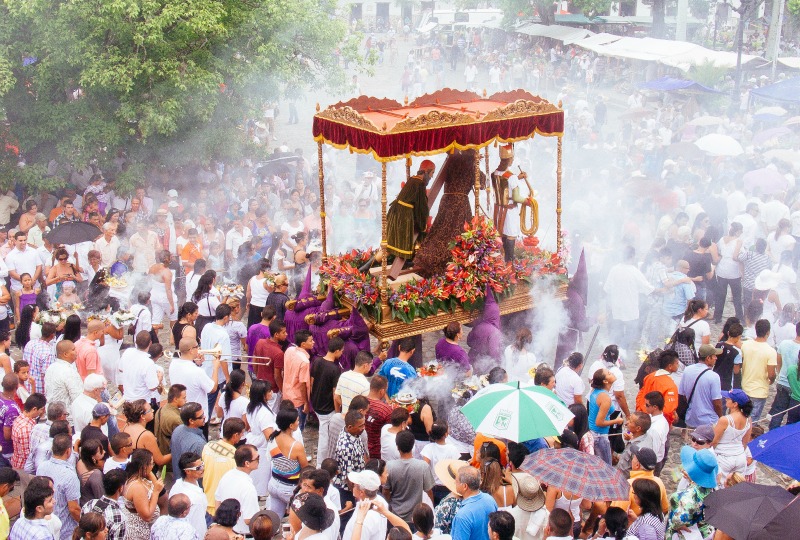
[313,88,565,343]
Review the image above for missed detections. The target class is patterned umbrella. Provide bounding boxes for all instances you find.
[521,448,630,501]
[460,382,573,443]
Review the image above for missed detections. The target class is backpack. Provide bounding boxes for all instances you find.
[667,319,700,366]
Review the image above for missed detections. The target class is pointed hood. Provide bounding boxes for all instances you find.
[482,286,500,329]
[298,265,314,301]
[318,285,335,313]
[569,248,588,307]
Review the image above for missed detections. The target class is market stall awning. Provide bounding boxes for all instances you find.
[778,57,800,69]
[750,77,800,105]
[638,76,722,94]
[312,89,564,162]
[571,32,623,49]
[516,23,594,43]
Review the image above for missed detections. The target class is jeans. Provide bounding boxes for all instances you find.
[788,398,800,425]
[768,384,793,430]
[268,478,296,517]
[296,407,307,431]
[750,397,767,422]
[715,277,743,322]
[316,411,336,466]
[592,433,612,465]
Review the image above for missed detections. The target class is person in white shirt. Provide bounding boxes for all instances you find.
[603,246,654,355]
[732,203,760,249]
[586,345,631,418]
[642,391,670,474]
[170,452,209,539]
[341,470,389,540]
[92,223,120,267]
[297,469,340,540]
[225,219,252,263]
[420,422,461,506]
[129,292,153,337]
[215,444,261,536]
[554,353,585,406]
[27,214,50,248]
[116,331,160,402]
[71,374,107,435]
[169,337,221,422]
[200,304,232,419]
[44,340,85,426]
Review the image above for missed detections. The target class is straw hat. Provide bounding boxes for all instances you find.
[434,459,469,494]
[510,472,546,512]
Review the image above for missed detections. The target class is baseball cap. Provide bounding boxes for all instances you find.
[631,445,657,471]
[167,189,178,197]
[92,403,111,418]
[721,389,751,407]
[347,470,381,491]
[698,344,722,358]
[691,424,715,444]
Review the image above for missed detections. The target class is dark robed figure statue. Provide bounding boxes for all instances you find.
[385,160,436,259]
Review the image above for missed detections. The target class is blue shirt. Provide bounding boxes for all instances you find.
[451,492,497,540]
[377,358,417,398]
[9,517,53,540]
[588,388,614,435]
[170,425,207,475]
[663,272,696,317]
[679,364,722,428]
[37,457,81,540]
[776,339,800,387]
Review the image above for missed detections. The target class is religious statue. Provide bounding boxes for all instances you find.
[385,160,436,260]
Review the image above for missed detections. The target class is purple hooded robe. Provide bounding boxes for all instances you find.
[466,287,502,363]
[333,309,371,372]
[309,287,345,358]
[284,266,322,344]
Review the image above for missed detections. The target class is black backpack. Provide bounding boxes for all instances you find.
[667,319,699,366]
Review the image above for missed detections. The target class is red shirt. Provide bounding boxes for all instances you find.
[365,398,392,459]
[253,338,284,393]
[75,337,102,380]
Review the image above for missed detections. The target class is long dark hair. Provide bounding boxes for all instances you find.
[62,314,82,343]
[191,270,217,303]
[15,305,37,349]
[568,403,589,440]
[683,299,707,322]
[224,369,246,413]
[603,507,628,540]
[177,302,198,321]
[79,438,103,471]
[246,379,273,415]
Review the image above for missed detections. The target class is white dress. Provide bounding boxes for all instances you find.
[245,404,275,497]
[97,320,122,387]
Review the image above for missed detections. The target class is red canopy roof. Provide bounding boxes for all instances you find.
[313,88,564,162]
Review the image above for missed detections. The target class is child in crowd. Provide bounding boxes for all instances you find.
[56,281,81,307]
[14,360,31,407]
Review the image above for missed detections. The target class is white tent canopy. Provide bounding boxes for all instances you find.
[571,36,766,71]
[778,57,800,69]
[516,23,594,43]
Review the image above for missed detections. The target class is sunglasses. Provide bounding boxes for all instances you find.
[58,257,68,261]
[184,464,205,471]
[691,437,709,445]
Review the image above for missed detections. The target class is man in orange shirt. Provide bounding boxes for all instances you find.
[74,320,105,380]
[636,350,680,425]
[180,228,204,273]
[283,330,314,431]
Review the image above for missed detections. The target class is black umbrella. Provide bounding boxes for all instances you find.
[45,221,101,245]
[704,482,794,540]
[754,495,800,539]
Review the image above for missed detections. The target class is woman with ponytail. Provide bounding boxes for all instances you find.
[266,407,307,516]
[221,368,248,424]
[677,299,711,352]
[72,512,106,540]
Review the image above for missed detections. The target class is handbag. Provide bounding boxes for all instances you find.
[608,410,626,454]
[675,368,711,428]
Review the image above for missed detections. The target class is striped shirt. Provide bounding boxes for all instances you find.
[82,496,126,540]
[739,250,770,290]
[9,516,53,540]
[334,370,369,411]
[24,338,56,395]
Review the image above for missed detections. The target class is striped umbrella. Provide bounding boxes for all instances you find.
[521,447,631,501]
[460,382,573,442]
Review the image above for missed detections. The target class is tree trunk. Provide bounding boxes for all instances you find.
[651,0,667,37]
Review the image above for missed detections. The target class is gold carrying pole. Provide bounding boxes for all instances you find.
[557,135,563,253]
[473,150,481,215]
[317,139,328,259]
[380,161,389,318]
[405,157,411,183]
[484,147,491,214]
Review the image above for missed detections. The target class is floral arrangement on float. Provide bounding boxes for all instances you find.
[318,216,568,323]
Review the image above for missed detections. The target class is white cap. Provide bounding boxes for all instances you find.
[167,189,178,197]
[347,470,381,491]
[168,201,179,208]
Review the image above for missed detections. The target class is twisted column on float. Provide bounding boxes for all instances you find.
[317,140,328,259]
[380,161,389,315]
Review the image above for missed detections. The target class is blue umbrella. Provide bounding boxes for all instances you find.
[748,422,800,480]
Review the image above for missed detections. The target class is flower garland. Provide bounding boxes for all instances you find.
[318,248,381,319]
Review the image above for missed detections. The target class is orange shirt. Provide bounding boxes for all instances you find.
[180,241,203,269]
[471,434,508,468]
[283,345,311,407]
[636,370,679,425]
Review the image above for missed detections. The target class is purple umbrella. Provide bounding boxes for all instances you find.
[752,126,792,147]
[521,447,630,501]
[743,167,788,195]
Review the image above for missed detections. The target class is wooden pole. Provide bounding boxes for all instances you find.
[484,147,491,216]
[317,140,328,259]
[406,157,411,182]
[557,135,563,253]
[380,161,389,317]
[473,150,480,215]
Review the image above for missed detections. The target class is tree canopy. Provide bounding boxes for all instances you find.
[0,0,358,190]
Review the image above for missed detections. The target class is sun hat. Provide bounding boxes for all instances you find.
[680,445,719,488]
[248,509,281,538]
[510,472,546,512]
[294,492,334,531]
[434,459,469,494]
[347,470,381,492]
[721,389,751,407]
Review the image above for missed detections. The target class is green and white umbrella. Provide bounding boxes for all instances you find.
[460,382,574,442]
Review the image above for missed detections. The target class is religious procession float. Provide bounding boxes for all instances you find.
[285,88,568,365]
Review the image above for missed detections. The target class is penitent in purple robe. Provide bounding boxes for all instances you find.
[285,265,322,344]
[335,309,371,372]
[310,287,344,358]
[434,338,471,372]
[467,288,502,363]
